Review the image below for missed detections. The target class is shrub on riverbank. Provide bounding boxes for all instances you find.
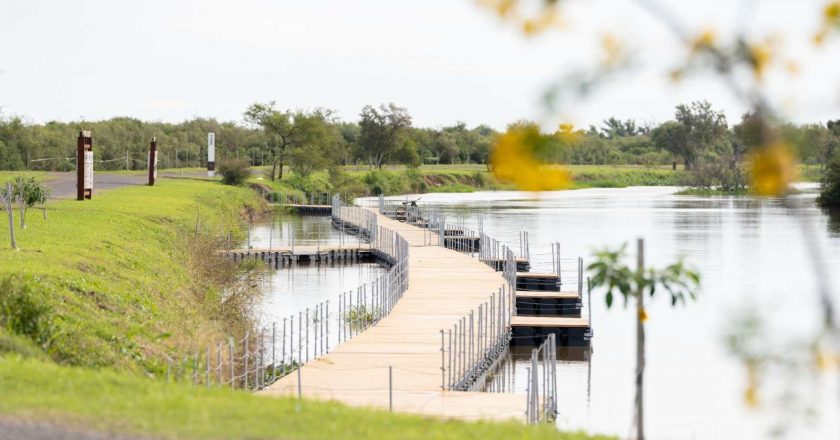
[219,160,251,186]
[570,166,683,188]
[818,153,840,207]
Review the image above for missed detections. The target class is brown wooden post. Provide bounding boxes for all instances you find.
[77,130,93,200]
[148,137,158,186]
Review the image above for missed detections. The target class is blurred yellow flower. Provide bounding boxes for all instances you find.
[478,0,560,36]
[744,385,759,408]
[745,365,760,408]
[691,29,716,52]
[556,123,579,143]
[826,1,840,20]
[748,143,798,196]
[815,2,840,45]
[490,127,572,191]
[669,68,685,83]
[748,43,772,80]
[480,0,518,18]
[601,33,624,67]
[521,10,558,36]
[814,29,828,45]
[815,349,830,371]
[638,307,649,322]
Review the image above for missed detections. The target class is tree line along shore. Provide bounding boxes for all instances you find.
[0,100,835,178]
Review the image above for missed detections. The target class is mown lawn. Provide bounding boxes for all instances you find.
[0,170,54,182]
[0,356,612,440]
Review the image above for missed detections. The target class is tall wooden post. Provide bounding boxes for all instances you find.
[77,130,93,200]
[148,137,158,186]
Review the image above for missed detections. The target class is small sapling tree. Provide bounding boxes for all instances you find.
[588,238,700,440]
[11,176,50,228]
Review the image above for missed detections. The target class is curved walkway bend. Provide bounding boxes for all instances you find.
[260,210,525,421]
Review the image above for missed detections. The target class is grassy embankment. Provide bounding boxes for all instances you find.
[0,178,260,372]
[0,176,612,439]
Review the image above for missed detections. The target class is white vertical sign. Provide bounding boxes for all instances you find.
[207,132,216,177]
[83,151,94,189]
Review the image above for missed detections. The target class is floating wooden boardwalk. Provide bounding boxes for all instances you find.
[260,210,529,421]
[224,246,376,266]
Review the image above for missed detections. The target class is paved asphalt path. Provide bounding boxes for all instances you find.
[45,171,216,200]
[0,418,156,440]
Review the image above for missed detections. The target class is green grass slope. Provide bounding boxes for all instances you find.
[0,356,612,440]
[0,178,261,373]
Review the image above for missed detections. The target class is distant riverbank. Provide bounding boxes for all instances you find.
[250,164,684,199]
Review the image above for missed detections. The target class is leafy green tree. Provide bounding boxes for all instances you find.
[243,102,299,181]
[674,101,728,169]
[285,109,343,176]
[358,103,413,169]
[588,240,700,440]
[336,122,361,166]
[430,131,459,165]
[470,125,496,163]
[10,176,50,228]
[600,117,641,138]
[405,128,435,164]
[733,112,765,154]
[0,117,29,170]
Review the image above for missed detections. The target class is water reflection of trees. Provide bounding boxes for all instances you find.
[825,208,840,238]
[731,198,764,239]
[665,198,724,248]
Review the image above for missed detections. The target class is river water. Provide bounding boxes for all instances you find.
[254,187,840,439]
[389,185,840,440]
[246,214,388,328]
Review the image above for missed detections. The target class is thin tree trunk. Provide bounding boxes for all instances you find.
[19,203,26,228]
[635,238,645,440]
[271,159,278,181]
[4,183,16,250]
[278,157,285,180]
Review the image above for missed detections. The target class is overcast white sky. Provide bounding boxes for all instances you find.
[0,0,838,129]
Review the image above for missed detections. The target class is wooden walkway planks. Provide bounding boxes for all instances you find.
[259,209,526,421]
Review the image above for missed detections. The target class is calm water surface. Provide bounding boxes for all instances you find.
[255,189,840,439]
[381,185,840,440]
[248,214,388,330]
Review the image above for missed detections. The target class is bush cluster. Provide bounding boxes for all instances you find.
[818,153,840,208]
[219,160,251,186]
